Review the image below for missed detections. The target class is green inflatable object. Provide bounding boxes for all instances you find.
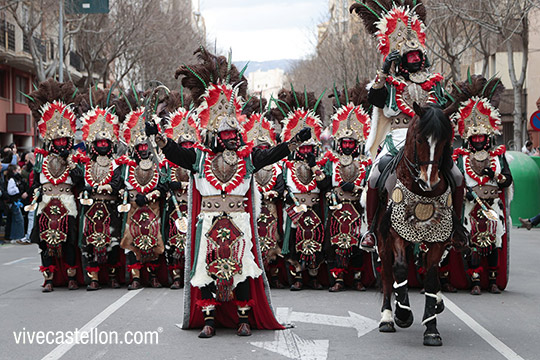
[507,151,540,227]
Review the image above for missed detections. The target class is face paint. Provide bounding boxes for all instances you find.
[298,145,313,154]
[219,130,237,140]
[53,138,68,147]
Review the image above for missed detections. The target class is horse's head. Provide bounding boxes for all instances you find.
[403,103,453,192]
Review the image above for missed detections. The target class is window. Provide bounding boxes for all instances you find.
[0,69,7,98]
[15,76,28,103]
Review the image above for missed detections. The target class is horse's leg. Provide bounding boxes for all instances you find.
[422,243,446,346]
[392,235,414,328]
[379,245,396,333]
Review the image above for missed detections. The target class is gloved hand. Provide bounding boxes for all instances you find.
[294,127,311,142]
[135,194,148,207]
[84,185,94,194]
[481,167,495,179]
[145,120,159,137]
[465,191,474,201]
[340,182,355,193]
[169,181,182,191]
[382,50,400,74]
[306,153,317,167]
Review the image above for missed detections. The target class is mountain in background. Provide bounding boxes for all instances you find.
[234,59,299,75]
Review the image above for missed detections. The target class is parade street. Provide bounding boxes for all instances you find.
[0,227,537,360]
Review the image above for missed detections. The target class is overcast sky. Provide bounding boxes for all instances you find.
[197,0,329,62]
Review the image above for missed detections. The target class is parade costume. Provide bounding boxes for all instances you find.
[117,94,167,290]
[277,89,330,291]
[451,76,512,294]
[27,79,84,292]
[76,88,123,290]
[160,91,197,289]
[152,49,297,337]
[243,101,287,289]
[321,83,373,292]
[350,0,465,252]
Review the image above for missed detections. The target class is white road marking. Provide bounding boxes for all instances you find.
[443,295,525,360]
[277,307,378,338]
[251,329,329,360]
[3,257,33,265]
[41,289,144,360]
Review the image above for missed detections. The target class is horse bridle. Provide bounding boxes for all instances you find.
[403,136,441,184]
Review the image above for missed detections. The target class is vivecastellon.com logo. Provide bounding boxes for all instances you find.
[13,327,162,345]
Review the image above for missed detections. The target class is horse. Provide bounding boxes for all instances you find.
[375,103,460,347]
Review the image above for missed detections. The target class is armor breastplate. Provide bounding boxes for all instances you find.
[46,155,68,179]
[402,82,430,107]
[89,158,111,185]
[134,164,155,186]
[470,152,489,175]
[171,167,189,183]
[295,161,314,185]
[255,165,273,187]
[211,153,238,184]
[339,162,360,183]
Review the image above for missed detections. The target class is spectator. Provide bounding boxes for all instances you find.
[6,164,28,244]
[521,140,539,156]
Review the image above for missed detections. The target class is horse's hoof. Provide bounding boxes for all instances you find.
[395,311,414,328]
[379,321,396,333]
[423,333,442,346]
[435,300,445,314]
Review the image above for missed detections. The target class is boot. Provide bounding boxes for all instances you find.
[488,270,501,294]
[108,267,121,289]
[329,272,346,292]
[237,306,252,336]
[67,268,79,290]
[128,268,142,290]
[290,275,303,291]
[519,217,532,230]
[353,271,366,291]
[42,270,54,293]
[440,271,457,293]
[86,271,100,291]
[170,269,183,289]
[360,185,379,252]
[148,267,162,288]
[270,267,284,289]
[470,271,481,295]
[198,306,216,338]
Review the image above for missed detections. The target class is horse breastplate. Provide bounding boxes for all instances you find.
[389,180,453,243]
[255,166,273,187]
[339,161,360,183]
[134,164,155,186]
[295,161,314,185]
[211,152,238,184]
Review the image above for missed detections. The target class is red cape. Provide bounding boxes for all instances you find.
[183,180,285,330]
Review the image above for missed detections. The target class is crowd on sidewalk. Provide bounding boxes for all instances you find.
[0,143,35,245]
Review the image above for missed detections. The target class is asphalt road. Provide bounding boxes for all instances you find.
[0,227,538,360]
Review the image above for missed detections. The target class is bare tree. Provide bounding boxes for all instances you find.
[443,0,540,148]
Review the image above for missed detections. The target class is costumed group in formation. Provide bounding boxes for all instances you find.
[25,0,513,344]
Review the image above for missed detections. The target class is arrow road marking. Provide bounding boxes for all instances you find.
[277,307,379,337]
[251,329,329,360]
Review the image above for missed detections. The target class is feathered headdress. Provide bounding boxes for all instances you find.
[78,87,119,143]
[277,87,325,145]
[174,48,248,147]
[159,89,199,144]
[450,75,504,139]
[244,113,277,146]
[330,82,371,143]
[350,0,427,58]
[26,79,78,142]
